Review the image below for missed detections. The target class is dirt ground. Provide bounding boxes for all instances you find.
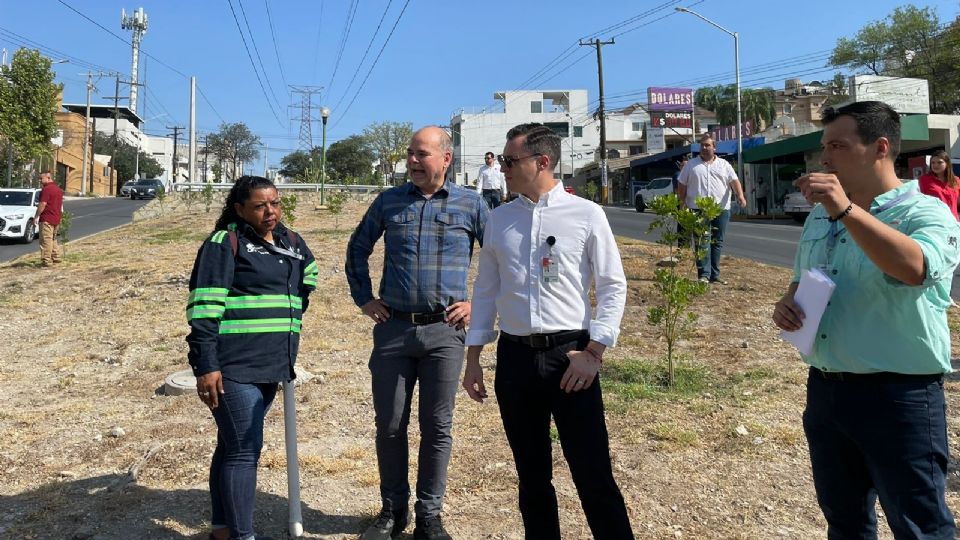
[1,195,959,539]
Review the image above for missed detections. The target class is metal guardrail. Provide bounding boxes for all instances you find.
[171,182,385,193]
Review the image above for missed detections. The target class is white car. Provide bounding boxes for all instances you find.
[783,191,814,222]
[634,176,674,212]
[0,188,40,243]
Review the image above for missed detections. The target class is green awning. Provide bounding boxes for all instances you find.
[743,114,931,163]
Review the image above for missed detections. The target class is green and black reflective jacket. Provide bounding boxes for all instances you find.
[186,220,318,383]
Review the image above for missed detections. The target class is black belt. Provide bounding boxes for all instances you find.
[390,308,446,325]
[500,330,586,349]
[810,366,943,384]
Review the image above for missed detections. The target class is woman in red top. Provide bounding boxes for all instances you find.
[918,150,959,221]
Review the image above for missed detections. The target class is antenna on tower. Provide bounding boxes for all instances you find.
[121,7,148,116]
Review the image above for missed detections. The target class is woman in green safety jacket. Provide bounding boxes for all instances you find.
[186,175,318,540]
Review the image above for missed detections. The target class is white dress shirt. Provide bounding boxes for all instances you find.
[465,182,627,347]
[477,164,506,196]
[677,156,738,210]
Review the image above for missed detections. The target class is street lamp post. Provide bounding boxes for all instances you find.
[675,7,742,182]
[320,106,330,206]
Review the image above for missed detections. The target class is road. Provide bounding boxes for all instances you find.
[0,197,150,263]
[602,206,960,298]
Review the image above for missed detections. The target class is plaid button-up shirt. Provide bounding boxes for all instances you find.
[346,180,489,313]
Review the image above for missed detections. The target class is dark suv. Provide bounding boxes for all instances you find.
[129,179,165,200]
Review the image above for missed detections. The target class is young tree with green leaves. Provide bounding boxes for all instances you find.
[0,48,62,185]
[646,193,723,387]
[278,148,323,181]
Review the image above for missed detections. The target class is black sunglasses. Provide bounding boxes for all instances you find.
[497,153,542,168]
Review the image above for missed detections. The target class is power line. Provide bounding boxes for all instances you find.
[263,0,289,90]
[311,0,326,80]
[332,0,411,129]
[332,0,394,112]
[236,0,284,113]
[225,0,284,126]
[326,0,361,96]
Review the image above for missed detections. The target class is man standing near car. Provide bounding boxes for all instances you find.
[477,151,506,210]
[772,101,958,538]
[677,134,747,284]
[346,126,488,539]
[34,171,63,267]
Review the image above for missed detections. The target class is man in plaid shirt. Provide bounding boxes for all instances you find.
[346,126,488,540]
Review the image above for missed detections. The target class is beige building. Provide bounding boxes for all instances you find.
[53,107,116,196]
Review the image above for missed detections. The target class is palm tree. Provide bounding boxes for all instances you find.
[695,84,775,131]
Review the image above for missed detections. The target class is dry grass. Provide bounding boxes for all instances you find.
[0,195,958,539]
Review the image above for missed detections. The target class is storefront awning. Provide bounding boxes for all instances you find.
[743,114,930,163]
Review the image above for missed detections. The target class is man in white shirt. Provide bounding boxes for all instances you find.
[677,133,747,284]
[462,123,633,539]
[477,151,506,209]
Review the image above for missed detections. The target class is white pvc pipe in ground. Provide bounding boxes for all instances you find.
[282,381,303,537]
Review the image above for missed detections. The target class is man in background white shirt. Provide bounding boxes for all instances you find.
[462,123,633,539]
[677,133,747,284]
[477,151,506,209]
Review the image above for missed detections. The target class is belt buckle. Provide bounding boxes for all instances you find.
[529,334,550,348]
[411,312,426,324]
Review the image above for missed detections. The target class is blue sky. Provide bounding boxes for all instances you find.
[3,0,959,167]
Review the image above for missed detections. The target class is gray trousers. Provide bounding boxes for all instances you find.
[369,318,465,519]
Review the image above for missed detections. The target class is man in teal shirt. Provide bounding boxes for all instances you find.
[773,101,959,539]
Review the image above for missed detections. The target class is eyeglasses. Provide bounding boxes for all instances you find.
[497,153,542,168]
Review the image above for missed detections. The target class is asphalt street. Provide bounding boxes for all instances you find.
[602,205,960,299]
[0,197,150,263]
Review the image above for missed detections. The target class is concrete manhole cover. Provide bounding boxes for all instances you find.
[163,367,314,396]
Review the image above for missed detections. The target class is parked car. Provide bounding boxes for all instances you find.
[634,176,674,212]
[119,180,137,197]
[783,191,814,222]
[129,178,165,200]
[563,185,576,195]
[0,188,41,243]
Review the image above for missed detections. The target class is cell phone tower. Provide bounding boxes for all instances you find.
[121,7,148,116]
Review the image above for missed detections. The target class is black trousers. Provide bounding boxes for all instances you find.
[495,332,634,539]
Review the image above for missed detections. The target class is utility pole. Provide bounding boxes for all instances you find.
[189,76,196,183]
[80,72,94,196]
[104,76,143,194]
[580,37,614,204]
[120,7,148,116]
[167,126,183,180]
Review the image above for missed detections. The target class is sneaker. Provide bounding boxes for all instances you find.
[709,278,728,285]
[698,277,709,283]
[413,516,452,540]
[361,508,408,540]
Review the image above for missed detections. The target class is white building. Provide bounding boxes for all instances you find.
[451,90,601,185]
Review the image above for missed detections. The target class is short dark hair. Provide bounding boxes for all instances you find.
[505,123,561,171]
[822,101,901,159]
[484,151,494,159]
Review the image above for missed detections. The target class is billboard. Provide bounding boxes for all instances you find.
[850,75,929,114]
[646,127,666,154]
[647,87,694,111]
[649,110,693,129]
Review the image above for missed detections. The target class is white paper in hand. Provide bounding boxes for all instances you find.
[781,268,836,355]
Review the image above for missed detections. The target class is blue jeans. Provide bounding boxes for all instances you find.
[210,378,278,540]
[482,189,501,210]
[369,319,465,519]
[803,369,955,539]
[693,209,730,281]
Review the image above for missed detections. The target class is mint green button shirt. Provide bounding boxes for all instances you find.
[792,180,960,374]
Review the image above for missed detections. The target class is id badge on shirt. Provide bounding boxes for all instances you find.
[542,256,559,283]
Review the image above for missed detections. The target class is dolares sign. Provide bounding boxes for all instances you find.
[647,87,693,111]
